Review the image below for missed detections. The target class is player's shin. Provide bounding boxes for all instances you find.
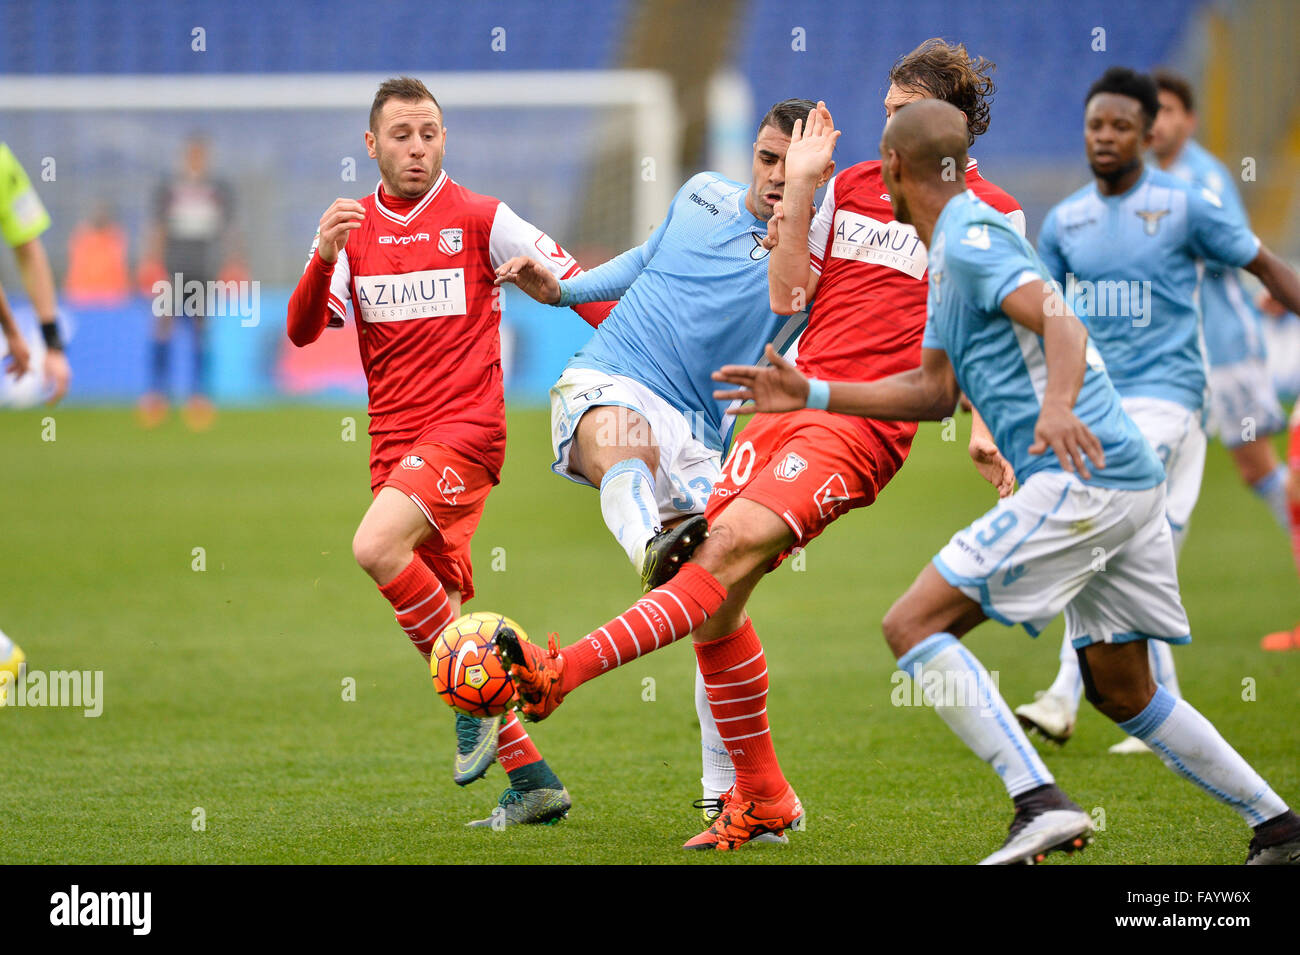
[1117,685,1290,826]
[694,619,786,801]
[378,556,457,659]
[562,563,727,688]
[599,458,661,571]
[899,633,1054,798]
[496,711,563,791]
[696,665,736,802]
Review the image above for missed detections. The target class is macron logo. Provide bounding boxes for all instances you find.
[959,224,991,250]
[50,885,151,935]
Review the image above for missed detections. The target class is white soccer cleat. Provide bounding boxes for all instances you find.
[1013,692,1075,745]
[1107,735,1153,755]
[979,785,1094,865]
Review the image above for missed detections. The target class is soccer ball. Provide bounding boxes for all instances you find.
[430,612,524,717]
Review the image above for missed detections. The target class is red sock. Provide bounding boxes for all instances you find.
[377,557,456,657]
[1290,418,1300,579]
[562,563,727,688]
[496,712,542,773]
[695,619,785,801]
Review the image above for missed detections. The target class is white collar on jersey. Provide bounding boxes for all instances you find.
[373,170,449,226]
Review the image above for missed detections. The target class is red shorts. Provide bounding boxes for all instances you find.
[378,442,494,602]
[704,410,908,568]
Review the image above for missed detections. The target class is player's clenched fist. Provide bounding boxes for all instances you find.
[712,343,809,414]
[494,255,561,305]
[316,198,366,264]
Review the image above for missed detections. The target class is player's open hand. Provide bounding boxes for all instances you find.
[712,343,809,414]
[3,328,30,379]
[784,101,839,185]
[969,436,1016,498]
[1029,401,1105,480]
[316,198,365,264]
[494,256,561,305]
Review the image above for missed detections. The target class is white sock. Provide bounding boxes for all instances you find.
[695,665,734,799]
[1120,686,1289,826]
[599,459,660,571]
[1147,639,1181,698]
[898,633,1054,798]
[1045,632,1084,717]
[1251,464,1290,533]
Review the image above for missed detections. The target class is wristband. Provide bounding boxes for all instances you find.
[40,321,64,351]
[555,283,573,308]
[806,377,830,410]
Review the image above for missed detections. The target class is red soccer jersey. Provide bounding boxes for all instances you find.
[800,158,1023,464]
[300,172,612,483]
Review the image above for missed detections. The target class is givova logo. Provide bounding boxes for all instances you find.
[50,885,151,935]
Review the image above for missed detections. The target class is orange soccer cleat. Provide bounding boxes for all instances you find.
[494,627,569,721]
[683,784,804,851]
[1261,624,1300,652]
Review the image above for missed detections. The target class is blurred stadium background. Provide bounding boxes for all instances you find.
[1,0,1299,407]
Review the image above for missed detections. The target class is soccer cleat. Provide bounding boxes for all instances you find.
[1261,624,1300,651]
[465,786,572,828]
[452,711,501,786]
[1107,735,1153,755]
[1014,692,1075,745]
[683,784,804,851]
[641,514,708,593]
[978,784,1093,865]
[496,627,568,722]
[1246,810,1300,865]
[693,790,794,845]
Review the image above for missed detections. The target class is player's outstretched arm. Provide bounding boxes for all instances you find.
[1244,246,1300,318]
[0,280,31,378]
[768,101,836,315]
[1002,280,1105,479]
[493,256,561,304]
[713,342,959,421]
[12,237,69,403]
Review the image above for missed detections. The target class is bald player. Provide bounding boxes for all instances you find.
[713,99,1300,865]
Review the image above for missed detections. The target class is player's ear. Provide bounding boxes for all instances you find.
[817,160,836,189]
[364,130,378,160]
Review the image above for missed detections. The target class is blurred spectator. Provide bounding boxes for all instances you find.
[137,134,237,430]
[64,203,130,306]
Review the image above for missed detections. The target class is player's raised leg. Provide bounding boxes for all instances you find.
[882,564,1093,865]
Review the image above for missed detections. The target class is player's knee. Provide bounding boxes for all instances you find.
[881,601,920,658]
[1086,674,1153,723]
[352,526,403,582]
[694,518,778,584]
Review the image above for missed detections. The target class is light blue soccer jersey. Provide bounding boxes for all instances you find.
[557,172,803,452]
[923,191,1164,490]
[1165,139,1268,366]
[1037,165,1260,411]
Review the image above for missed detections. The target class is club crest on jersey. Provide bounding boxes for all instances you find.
[439,466,466,504]
[400,454,425,470]
[814,473,850,518]
[750,233,771,260]
[438,229,463,256]
[1135,209,1169,236]
[774,452,808,482]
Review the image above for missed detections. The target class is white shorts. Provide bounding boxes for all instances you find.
[550,367,721,523]
[934,471,1190,648]
[1121,396,1206,533]
[1206,359,1286,448]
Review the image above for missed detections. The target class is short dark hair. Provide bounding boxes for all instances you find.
[758,98,819,138]
[1152,68,1195,113]
[889,38,996,146]
[370,76,441,132]
[1085,67,1161,130]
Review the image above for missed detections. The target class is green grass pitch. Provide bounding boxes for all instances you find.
[1,406,1296,864]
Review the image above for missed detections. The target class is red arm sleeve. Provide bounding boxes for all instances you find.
[572,300,615,328]
[287,251,336,347]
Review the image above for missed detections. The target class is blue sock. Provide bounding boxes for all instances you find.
[1251,464,1289,532]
